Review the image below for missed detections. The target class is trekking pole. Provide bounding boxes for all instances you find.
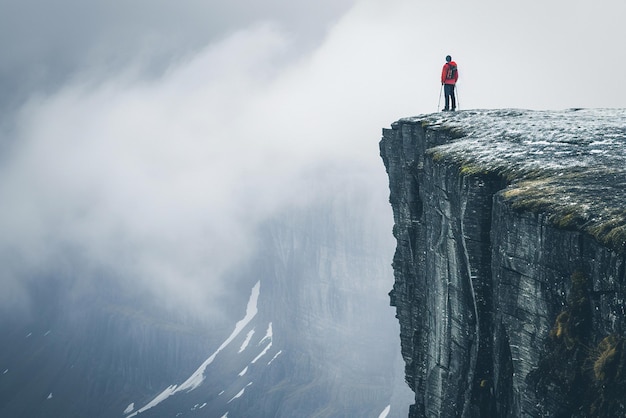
[438,84,443,112]
[455,84,460,110]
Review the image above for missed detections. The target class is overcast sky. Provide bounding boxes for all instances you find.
[1,0,624,318]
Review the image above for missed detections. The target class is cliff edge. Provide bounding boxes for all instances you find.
[380,109,626,417]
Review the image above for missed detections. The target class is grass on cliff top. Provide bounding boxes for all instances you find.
[501,171,626,254]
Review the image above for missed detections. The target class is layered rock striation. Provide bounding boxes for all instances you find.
[380,109,626,417]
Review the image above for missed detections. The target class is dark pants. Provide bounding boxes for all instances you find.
[444,84,456,110]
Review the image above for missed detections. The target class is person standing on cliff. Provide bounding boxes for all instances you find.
[441,55,459,111]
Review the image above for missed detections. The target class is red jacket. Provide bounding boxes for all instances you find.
[441,61,458,85]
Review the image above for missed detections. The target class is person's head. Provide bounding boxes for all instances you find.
[446,55,452,62]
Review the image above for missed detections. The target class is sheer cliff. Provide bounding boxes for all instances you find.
[380,109,626,417]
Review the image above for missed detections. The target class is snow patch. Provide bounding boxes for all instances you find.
[127,281,261,417]
[228,382,252,403]
[127,385,177,417]
[251,323,273,364]
[191,402,207,411]
[251,341,272,364]
[47,393,53,399]
[378,405,391,418]
[123,403,134,414]
[238,329,255,353]
[174,281,260,392]
[258,322,272,345]
[268,350,282,365]
[238,366,248,377]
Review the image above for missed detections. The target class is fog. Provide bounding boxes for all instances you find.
[1,0,624,320]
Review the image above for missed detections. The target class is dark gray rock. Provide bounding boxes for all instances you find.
[381,109,626,417]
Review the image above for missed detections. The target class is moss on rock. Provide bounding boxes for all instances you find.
[528,271,626,416]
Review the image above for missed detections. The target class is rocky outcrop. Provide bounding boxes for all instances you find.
[380,109,626,417]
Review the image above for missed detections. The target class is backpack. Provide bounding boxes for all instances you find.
[446,63,457,80]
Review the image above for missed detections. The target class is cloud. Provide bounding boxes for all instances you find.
[0,10,397,317]
[0,0,356,116]
[0,23,302,316]
[1,0,624,317]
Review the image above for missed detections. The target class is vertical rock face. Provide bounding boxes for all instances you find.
[380,109,626,417]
